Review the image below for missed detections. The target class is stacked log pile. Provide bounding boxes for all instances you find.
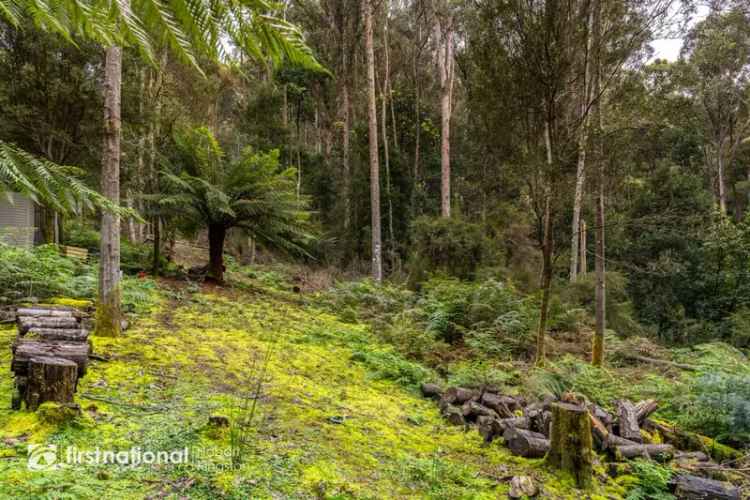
[10,306,91,410]
[421,384,743,498]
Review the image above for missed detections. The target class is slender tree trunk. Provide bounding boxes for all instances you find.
[95,46,123,338]
[717,148,727,215]
[342,81,351,230]
[365,0,382,282]
[579,220,587,275]
[152,216,161,276]
[591,0,605,367]
[570,2,595,282]
[382,8,395,265]
[412,24,421,217]
[436,16,454,218]
[207,223,227,283]
[125,192,136,242]
[536,119,555,366]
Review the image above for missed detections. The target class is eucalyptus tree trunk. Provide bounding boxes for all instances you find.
[95,46,123,338]
[570,2,595,282]
[436,15,454,218]
[381,7,395,265]
[591,0,605,367]
[717,148,727,215]
[364,0,382,282]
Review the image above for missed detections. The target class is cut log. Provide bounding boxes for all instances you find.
[503,427,550,458]
[441,387,479,405]
[477,416,502,442]
[670,474,740,500]
[461,401,499,421]
[605,433,639,449]
[25,356,78,410]
[12,339,89,376]
[589,412,610,448]
[616,444,675,462]
[675,451,710,462]
[480,392,514,418]
[25,328,89,342]
[644,419,743,463]
[546,403,593,489]
[420,383,443,399]
[635,399,658,423]
[16,307,81,318]
[18,316,80,334]
[442,404,465,426]
[498,416,530,431]
[616,400,642,443]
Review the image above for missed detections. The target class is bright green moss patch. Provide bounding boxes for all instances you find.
[0,289,626,498]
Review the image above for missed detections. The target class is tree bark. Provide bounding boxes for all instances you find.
[546,403,593,489]
[25,356,78,410]
[364,0,382,282]
[152,216,161,276]
[381,7,396,266]
[436,14,454,218]
[579,220,587,275]
[536,120,554,366]
[570,2,595,282]
[95,45,123,338]
[591,0,605,367]
[207,223,227,283]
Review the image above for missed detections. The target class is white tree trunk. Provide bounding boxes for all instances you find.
[436,16,454,218]
[365,0,382,282]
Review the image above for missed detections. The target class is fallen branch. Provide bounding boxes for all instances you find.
[619,352,696,371]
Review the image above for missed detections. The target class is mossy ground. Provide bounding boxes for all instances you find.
[0,284,629,499]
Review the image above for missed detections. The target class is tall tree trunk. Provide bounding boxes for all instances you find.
[579,220,587,275]
[412,23,421,218]
[152,216,161,276]
[436,15,454,218]
[536,120,554,366]
[382,7,395,266]
[342,80,351,231]
[717,148,727,215]
[570,2,595,282]
[207,224,227,283]
[591,0,605,367]
[95,46,123,338]
[365,0,383,282]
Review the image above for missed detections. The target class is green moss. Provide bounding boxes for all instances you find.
[94,294,122,337]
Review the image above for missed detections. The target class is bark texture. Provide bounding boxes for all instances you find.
[96,45,123,338]
[25,356,77,410]
[364,0,383,282]
[546,403,593,489]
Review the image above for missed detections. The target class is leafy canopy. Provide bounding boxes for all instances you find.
[159,126,314,256]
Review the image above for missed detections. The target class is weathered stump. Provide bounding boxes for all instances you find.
[25,356,78,410]
[12,339,89,376]
[546,403,593,489]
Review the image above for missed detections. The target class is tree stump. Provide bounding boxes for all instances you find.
[25,356,78,410]
[546,403,593,489]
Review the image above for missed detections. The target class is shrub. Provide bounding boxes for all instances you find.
[409,216,483,282]
[319,279,414,322]
[350,349,432,387]
[625,460,674,500]
[0,243,80,302]
[677,372,750,445]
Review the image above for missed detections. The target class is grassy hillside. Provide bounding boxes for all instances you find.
[0,283,634,499]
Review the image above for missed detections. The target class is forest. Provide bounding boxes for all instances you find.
[0,0,749,498]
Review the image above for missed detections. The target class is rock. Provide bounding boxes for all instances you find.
[509,475,538,498]
[420,383,443,399]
